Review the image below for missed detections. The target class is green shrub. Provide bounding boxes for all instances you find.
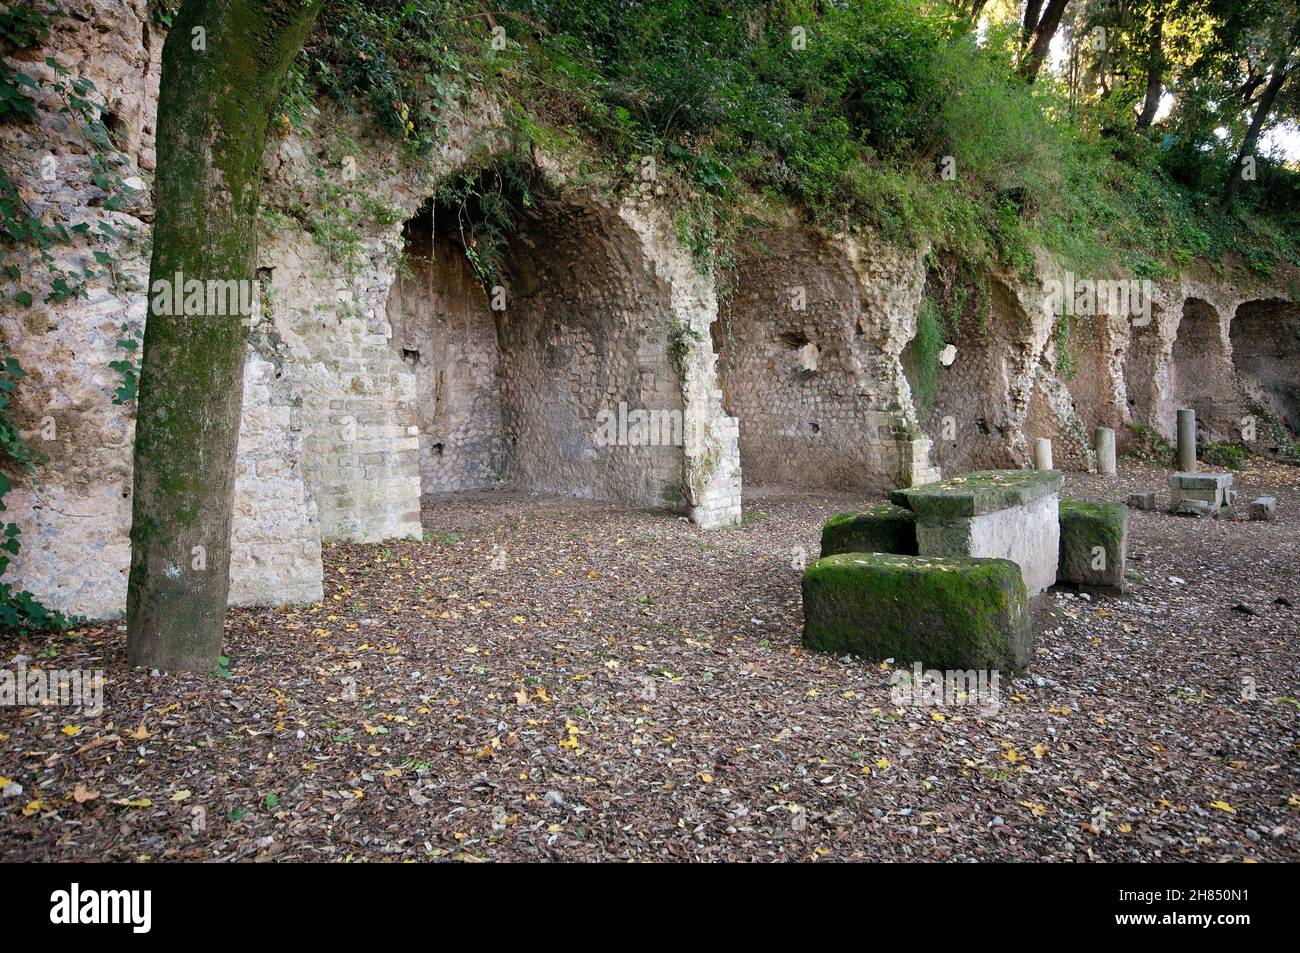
[1201,441,1247,471]
[292,1,1299,280]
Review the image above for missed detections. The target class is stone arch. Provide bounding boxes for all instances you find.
[919,276,1038,474]
[384,168,725,515]
[1120,301,1168,438]
[1024,357,1092,471]
[1231,298,1300,440]
[1169,297,1235,441]
[715,228,932,492]
[1062,311,1127,435]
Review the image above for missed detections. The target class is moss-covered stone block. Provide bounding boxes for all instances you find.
[801,552,1033,672]
[1057,500,1127,590]
[820,504,917,557]
[891,469,1063,519]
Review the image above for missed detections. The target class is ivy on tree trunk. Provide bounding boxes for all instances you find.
[127,0,323,671]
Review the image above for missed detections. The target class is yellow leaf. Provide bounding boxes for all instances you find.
[1019,800,1047,817]
[930,711,945,722]
[875,758,891,770]
[22,799,45,816]
[1002,748,1024,763]
[699,773,713,783]
[1032,743,1049,758]
[61,725,81,737]
[1209,800,1235,813]
[170,790,192,802]
[125,722,150,741]
[113,797,152,808]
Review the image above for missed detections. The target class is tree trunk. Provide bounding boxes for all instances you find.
[1136,8,1166,130]
[126,0,323,671]
[1020,0,1071,82]
[1221,20,1300,207]
[1022,0,1044,45]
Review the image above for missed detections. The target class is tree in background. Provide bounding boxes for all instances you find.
[1020,0,1072,81]
[1220,8,1300,206]
[127,0,323,671]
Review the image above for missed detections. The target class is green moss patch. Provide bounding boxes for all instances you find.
[891,469,1063,519]
[1057,500,1128,590]
[801,552,1032,672]
[820,505,917,558]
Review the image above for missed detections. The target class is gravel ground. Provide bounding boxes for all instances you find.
[1,461,1296,862]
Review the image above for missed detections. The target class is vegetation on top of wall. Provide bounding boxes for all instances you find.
[432,158,536,285]
[285,0,1300,287]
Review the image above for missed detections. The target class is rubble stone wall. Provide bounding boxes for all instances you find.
[2,2,1295,620]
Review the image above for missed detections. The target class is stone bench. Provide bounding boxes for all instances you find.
[802,552,1032,671]
[820,504,917,558]
[890,470,1062,593]
[1057,500,1127,591]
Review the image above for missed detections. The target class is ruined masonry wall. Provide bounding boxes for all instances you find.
[716,227,937,492]
[3,2,1294,620]
[1,3,746,617]
[386,232,504,494]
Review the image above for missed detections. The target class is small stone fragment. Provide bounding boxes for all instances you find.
[1248,497,1276,521]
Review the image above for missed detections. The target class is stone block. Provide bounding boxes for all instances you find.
[1248,497,1276,521]
[892,470,1062,593]
[820,504,918,557]
[891,469,1063,518]
[1171,499,1216,518]
[1168,471,1233,513]
[1127,492,1158,510]
[1057,500,1127,591]
[801,552,1032,672]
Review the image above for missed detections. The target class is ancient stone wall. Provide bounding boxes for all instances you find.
[386,223,504,494]
[716,227,937,491]
[495,196,682,507]
[918,275,1053,473]
[1115,275,1294,447]
[3,1,1296,621]
[1231,298,1300,437]
[1,2,747,617]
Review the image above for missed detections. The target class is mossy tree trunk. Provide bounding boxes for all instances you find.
[127,0,323,671]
